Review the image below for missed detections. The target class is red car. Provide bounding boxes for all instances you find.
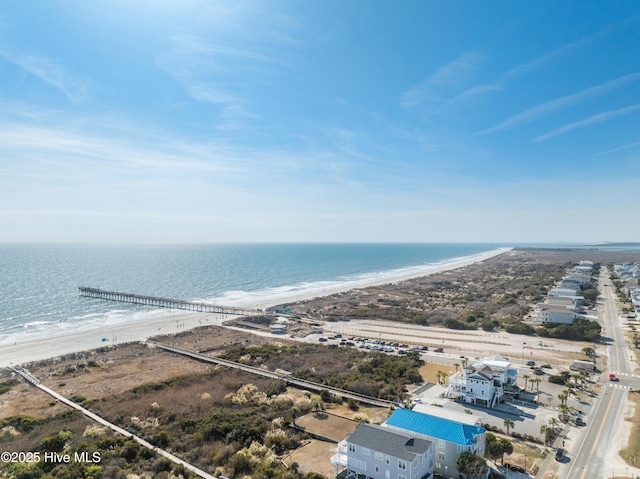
[434,347,444,353]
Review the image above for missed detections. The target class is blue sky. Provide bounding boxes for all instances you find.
[1,1,639,243]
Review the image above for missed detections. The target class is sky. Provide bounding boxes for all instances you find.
[0,1,639,244]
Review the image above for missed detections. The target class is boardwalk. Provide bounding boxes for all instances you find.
[11,366,218,479]
[150,341,396,408]
[79,287,261,316]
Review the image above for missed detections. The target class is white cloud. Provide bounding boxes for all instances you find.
[451,20,628,106]
[533,104,640,143]
[401,51,486,108]
[594,141,640,157]
[477,72,640,135]
[0,47,90,102]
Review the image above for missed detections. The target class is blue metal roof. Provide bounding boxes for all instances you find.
[385,408,485,446]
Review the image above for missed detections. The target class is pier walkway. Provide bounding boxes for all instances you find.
[11,366,218,479]
[150,341,396,408]
[79,287,261,316]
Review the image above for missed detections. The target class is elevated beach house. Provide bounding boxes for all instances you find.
[331,422,435,479]
[383,409,486,479]
[444,355,518,407]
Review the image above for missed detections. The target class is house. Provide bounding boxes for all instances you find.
[534,304,579,325]
[332,422,434,479]
[445,356,518,407]
[383,408,485,479]
[547,295,584,308]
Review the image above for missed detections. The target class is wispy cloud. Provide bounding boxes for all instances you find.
[477,72,640,135]
[594,141,640,157]
[0,47,90,102]
[401,51,486,108]
[452,20,630,106]
[533,104,640,143]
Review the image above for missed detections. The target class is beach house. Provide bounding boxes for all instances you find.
[534,304,579,325]
[383,408,486,479]
[445,356,518,407]
[331,422,435,479]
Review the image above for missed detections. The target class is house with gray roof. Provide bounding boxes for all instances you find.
[331,422,434,479]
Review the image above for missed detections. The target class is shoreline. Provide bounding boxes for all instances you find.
[0,247,510,368]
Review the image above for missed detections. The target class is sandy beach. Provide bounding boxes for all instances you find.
[0,247,510,368]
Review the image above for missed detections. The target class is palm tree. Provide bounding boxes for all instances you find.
[559,404,570,423]
[437,370,448,385]
[540,425,554,447]
[530,378,541,402]
[461,357,469,369]
[523,374,530,391]
[310,396,325,415]
[290,405,301,426]
[558,391,569,406]
[548,417,559,432]
[572,373,582,388]
[503,418,515,435]
[454,363,460,372]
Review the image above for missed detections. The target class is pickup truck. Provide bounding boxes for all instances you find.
[609,373,618,381]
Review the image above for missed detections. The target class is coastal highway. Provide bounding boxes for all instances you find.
[563,269,636,479]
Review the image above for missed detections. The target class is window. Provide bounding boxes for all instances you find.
[429,459,434,468]
[438,440,445,449]
[398,475,406,479]
[349,444,356,453]
[385,455,390,464]
[398,460,407,470]
[363,447,370,456]
[375,466,380,473]
[438,452,445,461]
[376,452,384,461]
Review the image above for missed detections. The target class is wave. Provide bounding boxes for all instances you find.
[202,247,511,308]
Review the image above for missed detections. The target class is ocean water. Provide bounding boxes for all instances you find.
[0,243,506,345]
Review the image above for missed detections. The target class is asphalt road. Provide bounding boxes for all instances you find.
[562,269,638,479]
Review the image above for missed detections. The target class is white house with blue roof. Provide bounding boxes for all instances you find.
[383,408,486,479]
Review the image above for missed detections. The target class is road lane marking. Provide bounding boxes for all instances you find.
[577,388,618,479]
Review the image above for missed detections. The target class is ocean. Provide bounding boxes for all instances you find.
[0,243,508,346]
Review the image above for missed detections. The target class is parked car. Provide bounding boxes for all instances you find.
[555,448,564,462]
[526,360,535,367]
[419,345,429,351]
[434,347,444,353]
[319,337,328,342]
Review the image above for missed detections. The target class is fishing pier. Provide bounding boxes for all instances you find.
[78,287,261,316]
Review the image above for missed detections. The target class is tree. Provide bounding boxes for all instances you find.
[558,390,569,406]
[456,452,488,479]
[290,405,301,426]
[530,378,541,403]
[485,433,514,465]
[559,404,570,423]
[540,425,554,447]
[503,418,515,435]
[454,363,460,372]
[310,396,325,415]
[523,374,530,391]
[497,438,513,465]
[582,346,596,358]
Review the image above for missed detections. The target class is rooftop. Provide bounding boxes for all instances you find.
[347,423,432,461]
[384,408,485,446]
